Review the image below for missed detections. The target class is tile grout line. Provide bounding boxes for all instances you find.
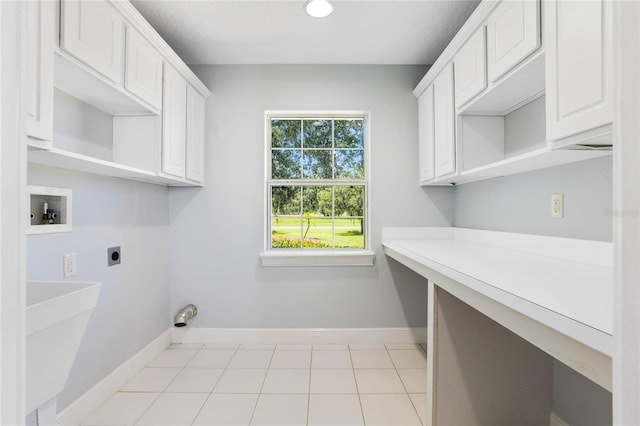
[189,391,212,425]
[348,346,367,426]
[168,347,202,426]
[386,344,426,426]
[246,345,277,426]
[173,344,237,426]
[307,347,313,426]
[167,345,202,389]
[386,344,411,393]
[85,391,163,426]
[130,344,202,426]
[188,344,233,425]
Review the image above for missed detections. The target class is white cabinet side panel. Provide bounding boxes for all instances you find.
[418,85,435,183]
[613,0,640,423]
[434,64,456,178]
[185,85,205,183]
[161,64,187,178]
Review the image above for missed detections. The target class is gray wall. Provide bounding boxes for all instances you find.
[168,64,453,329]
[26,165,171,411]
[453,155,613,424]
[455,155,613,241]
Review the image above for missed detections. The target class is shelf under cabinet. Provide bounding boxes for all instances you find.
[456,146,611,184]
[27,146,199,187]
[424,146,611,186]
[459,50,546,116]
[54,50,159,116]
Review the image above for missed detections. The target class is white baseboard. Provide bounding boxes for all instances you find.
[56,330,171,426]
[550,411,570,426]
[172,327,427,345]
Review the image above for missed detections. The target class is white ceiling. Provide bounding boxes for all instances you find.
[130,0,481,65]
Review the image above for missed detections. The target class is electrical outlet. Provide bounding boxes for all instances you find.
[551,193,564,218]
[108,246,121,266]
[63,253,77,278]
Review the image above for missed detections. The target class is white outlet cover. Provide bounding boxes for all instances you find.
[551,193,564,218]
[63,253,77,278]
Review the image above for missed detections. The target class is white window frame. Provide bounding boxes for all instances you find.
[260,110,375,267]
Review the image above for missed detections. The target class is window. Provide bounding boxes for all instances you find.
[264,112,372,265]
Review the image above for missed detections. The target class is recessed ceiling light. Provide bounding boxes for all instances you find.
[304,0,334,18]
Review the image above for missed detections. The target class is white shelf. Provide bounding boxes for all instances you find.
[424,146,611,186]
[458,146,611,183]
[382,227,613,390]
[28,146,199,187]
[458,50,546,116]
[54,50,159,116]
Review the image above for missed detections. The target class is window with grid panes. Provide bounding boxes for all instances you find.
[267,114,368,250]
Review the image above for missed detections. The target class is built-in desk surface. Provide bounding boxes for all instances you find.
[382,227,613,393]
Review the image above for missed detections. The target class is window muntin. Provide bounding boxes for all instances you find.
[268,115,367,250]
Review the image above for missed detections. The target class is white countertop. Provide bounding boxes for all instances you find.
[382,227,613,356]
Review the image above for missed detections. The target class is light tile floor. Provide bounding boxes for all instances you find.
[82,343,428,426]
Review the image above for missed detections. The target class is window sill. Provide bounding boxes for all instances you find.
[259,249,376,267]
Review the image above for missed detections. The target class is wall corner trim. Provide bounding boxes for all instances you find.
[550,411,571,426]
[57,329,172,426]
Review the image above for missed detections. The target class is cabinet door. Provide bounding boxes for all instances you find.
[60,0,125,85]
[25,0,54,142]
[125,27,163,110]
[545,0,613,141]
[418,85,435,183]
[186,85,205,183]
[486,0,540,83]
[434,63,456,178]
[454,27,487,108]
[162,64,187,178]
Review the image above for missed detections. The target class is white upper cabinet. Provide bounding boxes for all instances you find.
[418,85,435,184]
[186,85,206,183]
[486,0,540,83]
[454,27,487,108]
[28,0,210,186]
[60,0,125,85]
[125,26,163,110]
[25,0,54,143]
[545,0,613,142]
[412,0,611,186]
[162,64,187,178]
[434,63,456,178]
